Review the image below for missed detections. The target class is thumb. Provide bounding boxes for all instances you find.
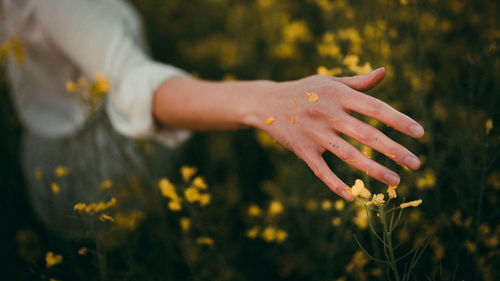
[331,67,386,92]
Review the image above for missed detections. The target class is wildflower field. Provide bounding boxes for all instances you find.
[1,0,499,280]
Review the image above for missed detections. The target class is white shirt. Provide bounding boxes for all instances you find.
[2,0,190,147]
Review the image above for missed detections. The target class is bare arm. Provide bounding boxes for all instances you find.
[153,68,424,201]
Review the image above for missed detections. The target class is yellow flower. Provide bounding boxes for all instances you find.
[334,200,345,211]
[184,186,201,202]
[486,119,493,134]
[464,240,477,253]
[50,183,60,194]
[77,77,88,87]
[264,117,275,125]
[247,204,263,216]
[196,237,214,246]
[45,251,63,268]
[400,199,423,209]
[306,92,319,103]
[387,185,397,198]
[73,203,86,213]
[246,226,260,239]
[261,226,277,242]
[91,73,110,95]
[168,200,182,212]
[99,179,113,191]
[158,178,179,200]
[321,199,333,210]
[99,214,114,222]
[317,66,342,76]
[54,165,69,177]
[199,193,211,207]
[353,208,368,229]
[180,217,191,232]
[416,169,436,189]
[34,168,43,180]
[345,250,369,272]
[65,80,77,93]
[361,145,372,159]
[332,217,341,226]
[268,200,284,216]
[342,54,359,68]
[276,229,288,243]
[366,193,385,206]
[73,197,117,214]
[351,179,371,198]
[114,210,145,231]
[77,247,87,256]
[181,166,197,182]
[192,176,207,190]
[305,198,318,211]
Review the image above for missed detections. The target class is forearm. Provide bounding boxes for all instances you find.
[153,77,276,131]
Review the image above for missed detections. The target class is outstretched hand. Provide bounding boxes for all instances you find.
[251,68,424,201]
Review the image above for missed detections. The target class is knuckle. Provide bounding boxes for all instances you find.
[356,127,375,143]
[339,147,356,161]
[313,167,327,180]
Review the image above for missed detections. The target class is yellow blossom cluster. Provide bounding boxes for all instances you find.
[179,217,191,232]
[387,185,397,198]
[73,197,117,214]
[196,237,215,246]
[246,225,288,243]
[366,193,385,206]
[99,179,113,191]
[66,73,110,110]
[268,200,284,216]
[181,166,197,182]
[45,251,63,268]
[54,165,69,177]
[158,178,183,211]
[416,169,436,189]
[50,183,60,195]
[158,168,211,211]
[0,36,24,64]
[347,179,371,198]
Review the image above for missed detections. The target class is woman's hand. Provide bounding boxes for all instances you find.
[247,68,424,200]
[154,67,424,201]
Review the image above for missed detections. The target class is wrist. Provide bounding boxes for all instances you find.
[240,80,281,129]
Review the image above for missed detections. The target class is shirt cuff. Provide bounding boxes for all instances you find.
[106,61,191,148]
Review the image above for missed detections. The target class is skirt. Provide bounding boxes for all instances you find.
[21,109,184,239]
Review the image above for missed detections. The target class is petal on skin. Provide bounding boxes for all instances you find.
[306,92,319,103]
[264,117,276,125]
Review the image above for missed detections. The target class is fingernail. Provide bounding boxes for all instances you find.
[404,156,420,169]
[341,190,353,201]
[383,173,400,185]
[409,124,424,137]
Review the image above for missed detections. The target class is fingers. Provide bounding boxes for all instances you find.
[297,147,354,201]
[331,67,386,92]
[340,88,425,138]
[306,128,402,186]
[333,114,421,170]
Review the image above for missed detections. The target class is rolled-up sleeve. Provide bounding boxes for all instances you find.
[34,0,190,147]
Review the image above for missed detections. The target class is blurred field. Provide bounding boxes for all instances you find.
[1,0,499,280]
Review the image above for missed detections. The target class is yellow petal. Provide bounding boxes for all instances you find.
[264,117,275,125]
[306,92,319,102]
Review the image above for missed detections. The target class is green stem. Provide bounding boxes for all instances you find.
[379,205,400,281]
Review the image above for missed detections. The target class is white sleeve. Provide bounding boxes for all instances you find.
[33,0,190,147]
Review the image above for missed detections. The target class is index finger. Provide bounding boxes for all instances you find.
[340,87,424,138]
